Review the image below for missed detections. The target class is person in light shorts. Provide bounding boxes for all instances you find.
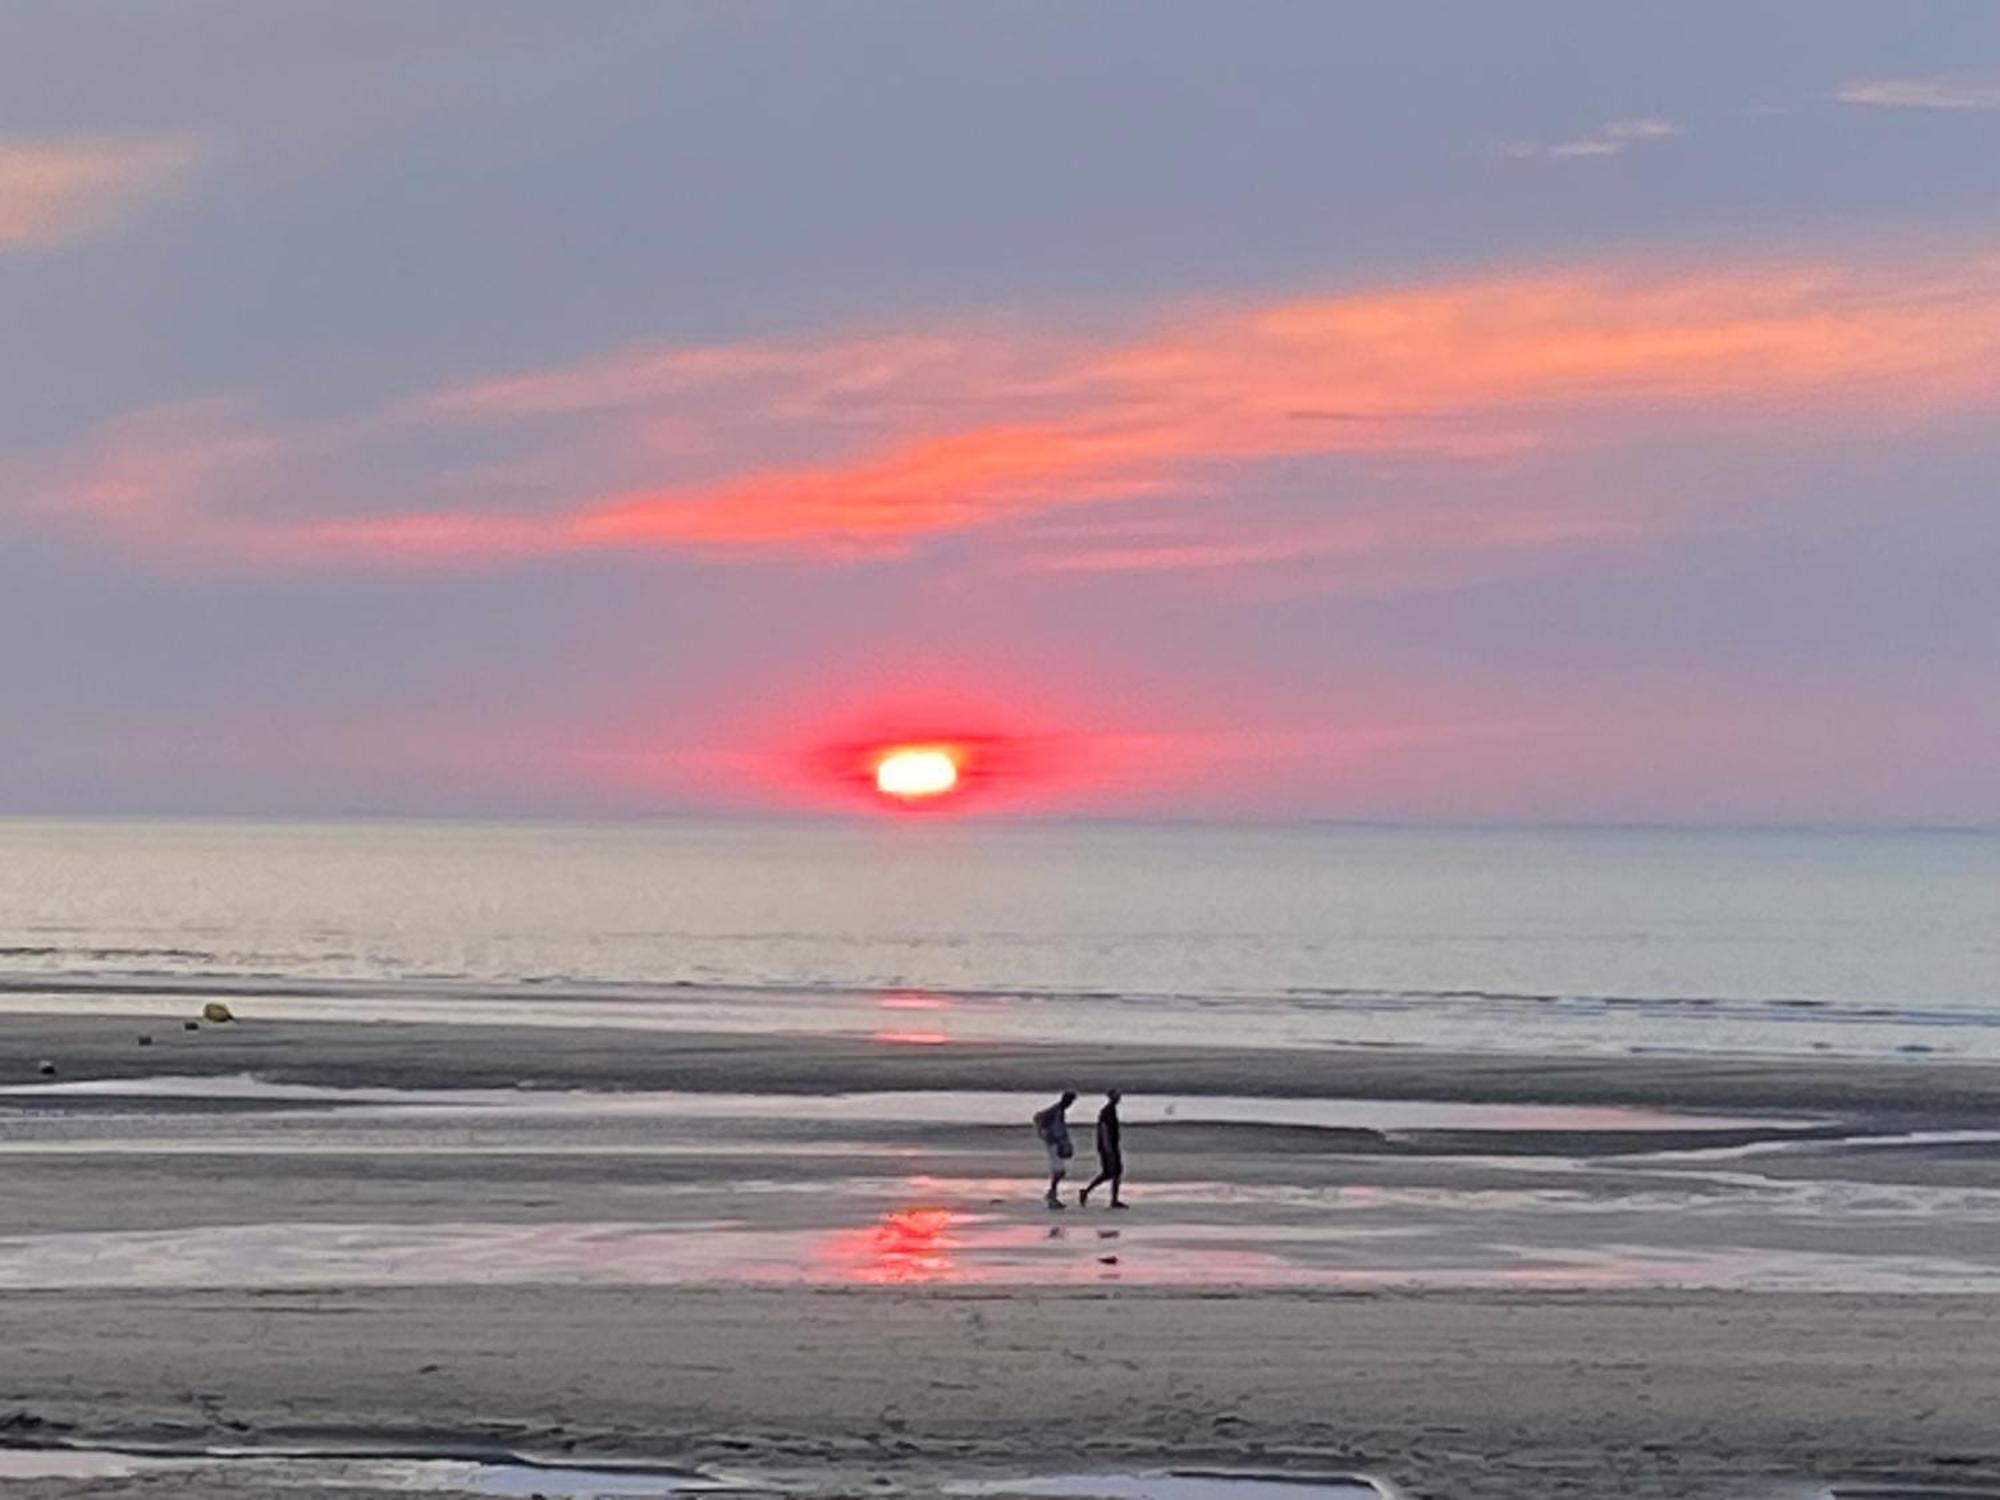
[1032,1091,1077,1209]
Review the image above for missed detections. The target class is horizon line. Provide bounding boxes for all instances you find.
[1,808,1995,839]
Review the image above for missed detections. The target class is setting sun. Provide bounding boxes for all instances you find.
[874,747,960,801]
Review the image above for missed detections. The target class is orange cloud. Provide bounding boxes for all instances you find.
[0,136,198,248]
[39,247,2000,576]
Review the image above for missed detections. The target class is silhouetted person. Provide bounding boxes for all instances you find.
[1033,1091,1076,1209]
[1078,1089,1127,1208]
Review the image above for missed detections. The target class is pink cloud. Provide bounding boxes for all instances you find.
[0,136,198,248]
[36,247,2000,577]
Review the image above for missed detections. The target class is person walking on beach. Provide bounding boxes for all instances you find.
[1078,1089,1127,1208]
[1033,1091,1076,1209]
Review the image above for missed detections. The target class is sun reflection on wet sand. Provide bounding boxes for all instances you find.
[872,989,954,1045]
[816,1206,966,1283]
[2,1213,1996,1292]
[878,990,950,1010]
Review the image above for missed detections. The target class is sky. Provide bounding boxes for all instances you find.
[2,1,1998,824]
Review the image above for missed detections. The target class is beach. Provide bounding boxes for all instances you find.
[5,1015,2000,1498]
[11,0,2000,1491]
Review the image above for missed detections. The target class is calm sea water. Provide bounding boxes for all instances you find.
[1,817,1996,1060]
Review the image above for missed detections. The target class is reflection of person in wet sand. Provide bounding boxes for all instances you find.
[1078,1089,1127,1208]
[1033,1092,1076,1210]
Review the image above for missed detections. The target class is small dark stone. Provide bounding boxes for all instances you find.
[36,1060,56,1077]
[184,1020,201,1031]
[137,1034,154,1046]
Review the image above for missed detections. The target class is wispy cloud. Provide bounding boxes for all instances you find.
[1836,77,2000,111]
[0,136,200,248]
[31,248,2000,578]
[1491,117,1686,161]
[1010,506,1656,576]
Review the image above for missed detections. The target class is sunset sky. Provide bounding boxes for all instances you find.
[3,2,1998,823]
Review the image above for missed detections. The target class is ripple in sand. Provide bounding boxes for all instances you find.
[0,1446,730,1495]
[947,1471,1386,1500]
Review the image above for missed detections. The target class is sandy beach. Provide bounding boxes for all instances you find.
[10,0,2000,1490]
[5,1015,2000,1498]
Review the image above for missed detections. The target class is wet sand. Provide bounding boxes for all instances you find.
[4,1015,2000,1497]
[11,1012,2000,1112]
[4,1287,1999,1499]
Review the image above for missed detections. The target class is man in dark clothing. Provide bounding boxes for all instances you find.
[1078,1089,1127,1208]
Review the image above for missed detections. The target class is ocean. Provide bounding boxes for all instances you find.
[2,817,1996,1060]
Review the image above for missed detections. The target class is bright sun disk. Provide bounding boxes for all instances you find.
[874,747,960,800]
